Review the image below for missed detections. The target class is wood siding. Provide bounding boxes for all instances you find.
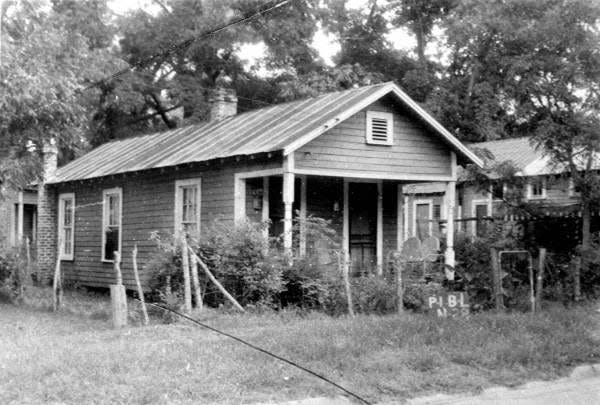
[54,158,282,290]
[294,96,452,179]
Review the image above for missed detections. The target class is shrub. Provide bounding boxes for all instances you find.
[0,247,29,302]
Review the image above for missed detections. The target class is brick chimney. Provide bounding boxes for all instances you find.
[37,139,58,284]
[209,87,237,122]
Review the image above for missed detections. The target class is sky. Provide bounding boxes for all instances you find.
[107,0,441,69]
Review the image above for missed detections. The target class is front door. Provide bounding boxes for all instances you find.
[349,182,377,275]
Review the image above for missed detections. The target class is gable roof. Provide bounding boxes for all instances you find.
[469,137,540,173]
[51,82,482,184]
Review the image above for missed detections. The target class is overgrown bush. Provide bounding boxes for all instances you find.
[0,246,33,303]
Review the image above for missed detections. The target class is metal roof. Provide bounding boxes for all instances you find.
[51,82,482,183]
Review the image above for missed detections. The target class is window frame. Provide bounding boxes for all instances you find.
[365,110,394,146]
[413,199,433,238]
[526,177,547,200]
[101,187,122,263]
[58,193,75,261]
[174,178,202,238]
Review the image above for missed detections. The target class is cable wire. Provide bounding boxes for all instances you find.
[86,0,290,90]
[139,299,372,405]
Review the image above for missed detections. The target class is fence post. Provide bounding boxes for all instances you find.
[490,247,504,312]
[132,245,149,326]
[339,251,355,317]
[180,238,192,315]
[110,251,127,328]
[395,255,404,315]
[573,255,582,302]
[535,248,546,312]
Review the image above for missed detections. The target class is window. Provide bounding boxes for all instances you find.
[491,182,504,200]
[527,177,546,200]
[472,201,490,237]
[414,200,432,240]
[58,193,75,260]
[366,111,393,145]
[102,188,122,262]
[433,204,441,236]
[175,179,201,237]
[568,178,580,197]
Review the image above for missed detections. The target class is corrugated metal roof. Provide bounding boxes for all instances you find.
[469,137,540,171]
[51,82,481,183]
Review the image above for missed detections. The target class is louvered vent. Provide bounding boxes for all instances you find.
[366,111,393,145]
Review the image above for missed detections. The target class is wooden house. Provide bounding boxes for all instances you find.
[403,137,594,238]
[37,82,482,289]
[0,186,37,250]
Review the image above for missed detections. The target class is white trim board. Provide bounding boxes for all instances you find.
[293,168,454,182]
[283,82,483,168]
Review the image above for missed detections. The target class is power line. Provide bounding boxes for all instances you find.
[86,0,290,90]
[140,300,373,405]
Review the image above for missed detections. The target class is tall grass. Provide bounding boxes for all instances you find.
[1,289,599,404]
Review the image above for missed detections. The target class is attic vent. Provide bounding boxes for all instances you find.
[366,111,393,145]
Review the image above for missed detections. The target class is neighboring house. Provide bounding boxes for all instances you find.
[0,149,38,249]
[403,137,590,238]
[36,82,482,289]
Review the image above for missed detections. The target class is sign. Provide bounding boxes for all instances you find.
[427,292,470,318]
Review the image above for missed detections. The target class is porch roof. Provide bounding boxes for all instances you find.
[50,82,482,184]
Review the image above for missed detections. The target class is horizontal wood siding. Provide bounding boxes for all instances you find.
[55,157,282,290]
[295,96,452,179]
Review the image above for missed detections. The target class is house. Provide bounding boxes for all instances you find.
[0,149,38,249]
[403,136,594,239]
[36,82,482,289]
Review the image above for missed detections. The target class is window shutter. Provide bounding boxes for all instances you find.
[366,111,393,145]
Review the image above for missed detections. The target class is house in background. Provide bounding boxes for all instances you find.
[0,149,38,249]
[403,137,593,239]
[36,82,482,290]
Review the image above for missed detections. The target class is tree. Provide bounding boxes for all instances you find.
[0,0,122,188]
[438,0,600,298]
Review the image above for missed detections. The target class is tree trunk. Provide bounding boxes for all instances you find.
[575,202,591,301]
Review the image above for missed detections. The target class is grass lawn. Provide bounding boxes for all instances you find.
[1,288,599,404]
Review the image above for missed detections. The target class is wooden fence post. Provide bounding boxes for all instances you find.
[180,238,192,314]
[189,250,245,312]
[190,251,203,311]
[490,247,504,312]
[535,248,546,313]
[110,251,127,328]
[395,255,404,315]
[132,245,149,326]
[339,251,355,317]
[573,255,582,302]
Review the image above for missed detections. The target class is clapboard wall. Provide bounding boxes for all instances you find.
[54,157,282,290]
[294,95,453,179]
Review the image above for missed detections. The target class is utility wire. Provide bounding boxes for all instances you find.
[140,300,373,405]
[86,0,290,90]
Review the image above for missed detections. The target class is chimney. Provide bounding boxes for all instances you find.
[37,138,58,284]
[209,87,237,122]
[42,139,58,182]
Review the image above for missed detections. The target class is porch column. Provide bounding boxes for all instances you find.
[376,181,383,275]
[342,179,349,262]
[397,184,403,251]
[444,180,456,280]
[262,177,269,238]
[299,175,307,257]
[283,156,295,252]
[17,190,24,243]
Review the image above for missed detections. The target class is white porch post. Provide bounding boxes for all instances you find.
[283,155,295,252]
[17,191,24,243]
[299,175,307,257]
[376,180,383,275]
[342,179,350,263]
[262,177,269,238]
[444,181,456,280]
[396,184,403,251]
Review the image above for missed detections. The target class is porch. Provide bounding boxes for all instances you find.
[235,170,457,276]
